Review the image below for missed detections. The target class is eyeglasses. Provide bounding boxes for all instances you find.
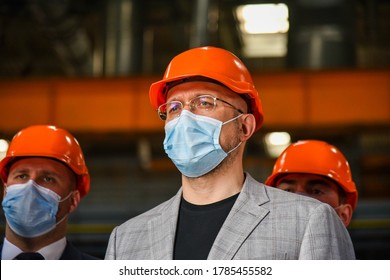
[157,95,244,121]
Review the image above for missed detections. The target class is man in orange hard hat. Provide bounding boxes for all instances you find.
[106,46,355,260]
[265,140,358,227]
[0,125,99,259]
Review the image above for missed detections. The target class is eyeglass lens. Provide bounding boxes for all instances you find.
[158,95,216,120]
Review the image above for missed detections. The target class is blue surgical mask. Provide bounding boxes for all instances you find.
[2,180,72,238]
[163,110,242,177]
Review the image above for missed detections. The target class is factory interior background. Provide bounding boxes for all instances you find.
[0,0,389,259]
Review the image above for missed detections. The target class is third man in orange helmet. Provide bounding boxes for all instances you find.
[105,46,355,260]
[265,140,358,227]
[0,125,99,260]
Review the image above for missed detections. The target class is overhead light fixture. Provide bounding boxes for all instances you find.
[236,4,289,34]
[235,3,289,57]
[264,132,291,158]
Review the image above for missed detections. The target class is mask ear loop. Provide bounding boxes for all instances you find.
[55,213,69,226]
[223,114,244,154]
[227,141,242,154]
[222,113,243,125]
[59,191,73,203]
[56,191,75,226]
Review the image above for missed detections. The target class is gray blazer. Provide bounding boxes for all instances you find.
[105,173,355,259]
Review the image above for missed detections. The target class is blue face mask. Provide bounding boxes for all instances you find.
[163,110,242,177]
[2,180,72,238]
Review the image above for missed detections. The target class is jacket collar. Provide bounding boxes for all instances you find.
[146,173,270,259]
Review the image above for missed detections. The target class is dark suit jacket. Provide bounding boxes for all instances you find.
[60,241,100,260]
[0,240,100,260]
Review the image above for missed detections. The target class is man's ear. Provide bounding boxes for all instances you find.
[335,204,353,227]
[69,190,81,214]
[240,114,256,141]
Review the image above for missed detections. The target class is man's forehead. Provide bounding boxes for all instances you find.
[8,157,68,174]
[168,80,233,96]
[278,173,335,184]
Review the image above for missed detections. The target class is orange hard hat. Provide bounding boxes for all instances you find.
[0,125,90,197]
[149,46,264,131]
[265,140,358,210]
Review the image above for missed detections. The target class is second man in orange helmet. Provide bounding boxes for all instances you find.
[0,125,99,260]
[265,140,358,227]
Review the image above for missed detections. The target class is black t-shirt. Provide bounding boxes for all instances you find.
[173,193,239,260]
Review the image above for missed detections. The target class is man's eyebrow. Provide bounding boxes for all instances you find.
[9,168,61,178]
[279,178,297,184]
[307,179,331,186]
[40,170,61,178]
[8,168,30,175]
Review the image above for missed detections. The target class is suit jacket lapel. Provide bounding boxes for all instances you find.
[148,188,182,259]
[208,174,270,259]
